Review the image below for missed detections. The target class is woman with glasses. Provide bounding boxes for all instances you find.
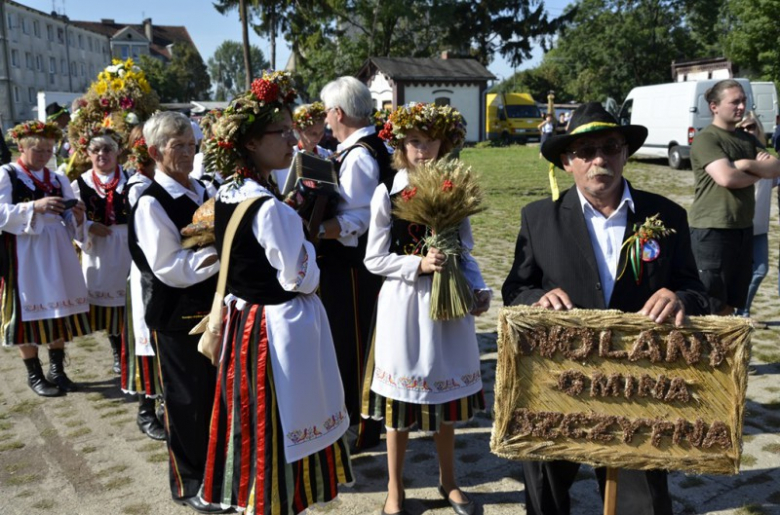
[736,112,775,317]
[200,71,353,514]
[366,103,490,515]
[71,128,132,376]
[0,121,89,397]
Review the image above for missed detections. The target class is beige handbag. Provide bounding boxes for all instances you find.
[190,196,263,365]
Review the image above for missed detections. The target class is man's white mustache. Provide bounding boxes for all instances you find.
[586,166,614,179]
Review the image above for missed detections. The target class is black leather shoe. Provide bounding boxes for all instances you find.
[137,412,166,441]
[23,357,64,397]
[47,348,78,392]
[381,491,408,515]
[177,496,233,514]
[438,485,476,515]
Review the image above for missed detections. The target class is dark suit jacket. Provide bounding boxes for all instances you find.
[502,182,709,315]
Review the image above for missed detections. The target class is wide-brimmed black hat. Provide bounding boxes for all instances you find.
[541,102,647,169]
[45,102,69,121]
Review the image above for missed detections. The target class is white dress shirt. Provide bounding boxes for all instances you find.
[576,180,634,306]
[334,125,380,247]
[134,171,218,289]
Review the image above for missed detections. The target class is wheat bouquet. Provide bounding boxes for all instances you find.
[392,159,485,320]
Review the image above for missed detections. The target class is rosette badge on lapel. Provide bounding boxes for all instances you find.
[617,213,676,284]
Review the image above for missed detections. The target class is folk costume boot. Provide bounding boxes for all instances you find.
[108,335,122,375]
[137,395,166,441]
[23,357,63,397]
[46,348,78,392]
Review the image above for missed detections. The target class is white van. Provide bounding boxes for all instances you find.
[617,78,754,169]
[750,81,777,142]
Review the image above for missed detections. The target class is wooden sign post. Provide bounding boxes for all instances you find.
[491,306,753,511]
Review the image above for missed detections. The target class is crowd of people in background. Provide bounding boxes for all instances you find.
[0,74,777,515]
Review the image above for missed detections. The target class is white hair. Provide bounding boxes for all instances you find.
[320,76,374,120]
[143,111,192,150]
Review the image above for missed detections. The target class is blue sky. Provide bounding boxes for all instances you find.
[21,0,572,88]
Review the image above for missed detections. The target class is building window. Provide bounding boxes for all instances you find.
[49,57,56,73]
[78,34,83,49]
[47,24,53,41]
[70,61,76,76]
[434,97,451,107]
[11,49,19,67]
[132,46,141,59]
[6,13,12,30]
[36,54,43,71]
[88,37,93,52]
[120,46,129,59]
[21,16,29,34]
[33,20,40,37]
[13,86,20,103]
[28,87,36,103]
[80,63,85,77]
[57,27,64,44]
[25,52,33,69]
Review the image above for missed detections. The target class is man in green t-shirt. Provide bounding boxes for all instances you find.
[689,79,780,315]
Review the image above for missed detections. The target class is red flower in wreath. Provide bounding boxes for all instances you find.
[378,122,394,142]
[442,179,454,192]
[401,186,417,202]
[251,79,280,103]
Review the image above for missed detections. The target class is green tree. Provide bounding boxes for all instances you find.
[139,44,211,102]
[208,41,269,101]
[214,0,257,88]
[721,0,780,82]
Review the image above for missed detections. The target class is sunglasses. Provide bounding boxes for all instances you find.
[567,142,625,161]
[741,124,757,131]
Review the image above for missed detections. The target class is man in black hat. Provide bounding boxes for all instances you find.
[502,102,709,515]
[45,102,71,168]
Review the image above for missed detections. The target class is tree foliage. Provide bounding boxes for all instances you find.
[720,0,780,82]
[208,41,269,101]
[139,44,211,102]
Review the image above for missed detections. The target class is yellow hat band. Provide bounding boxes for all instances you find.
[570,121,619,135]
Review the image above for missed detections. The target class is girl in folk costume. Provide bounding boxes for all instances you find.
[0,121,90,397]
[366,104,491,515]
[71,127,131,376]
[201,71,353,514]
[270,102,332,189]
[120,124,164,441]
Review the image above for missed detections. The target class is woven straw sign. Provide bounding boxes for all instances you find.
[490,306,753,475]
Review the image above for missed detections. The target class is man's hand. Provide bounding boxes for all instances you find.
[639,288,685,327]
[533,288,573,311]
[756,151,773,162]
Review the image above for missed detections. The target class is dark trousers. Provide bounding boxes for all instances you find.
[319,260,381,421]
[154,330,217,500]
[522,460,672,515]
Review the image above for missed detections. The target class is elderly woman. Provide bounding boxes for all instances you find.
[0,121,89,397]
[120,124,164,441]
[367,103,490,515]
[201,71,352,514]
[71,128,131,376]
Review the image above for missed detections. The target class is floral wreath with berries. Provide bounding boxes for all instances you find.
[198,109,223,139]
[378,102,466,150]
[293,101,326,130]
[124,137,153,172]
[71,123,125,159]
[9,120,63,143]
[203,70,298,183]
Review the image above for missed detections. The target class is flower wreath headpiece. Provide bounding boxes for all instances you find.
[293,101,326,130]
[379,103,466,150]
[204,70,298,182]
[72,124,125,158]
[9,120,63,143]
[125,137,153,172]
[198,109,223,138]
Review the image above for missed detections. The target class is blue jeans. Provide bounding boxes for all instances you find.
[738,233,768,316]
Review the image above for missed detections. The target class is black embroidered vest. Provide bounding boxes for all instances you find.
[6,165,63,203]
[388,191,429,256]
[318,131,395,267]
[76,170,130,226]
[214,196,298,306]
[127,180,217,332]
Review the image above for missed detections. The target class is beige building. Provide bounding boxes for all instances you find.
[0,0,111,129]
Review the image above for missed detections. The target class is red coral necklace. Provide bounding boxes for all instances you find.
[16,159,55,195]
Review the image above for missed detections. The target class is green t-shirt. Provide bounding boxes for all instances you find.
[689,124,758,229]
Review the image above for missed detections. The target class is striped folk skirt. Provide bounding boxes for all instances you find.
[88,304,124,336]
[1,278,90,346]
[202,301,354,514]
[361,327,485,432]
[120,289,160,397]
